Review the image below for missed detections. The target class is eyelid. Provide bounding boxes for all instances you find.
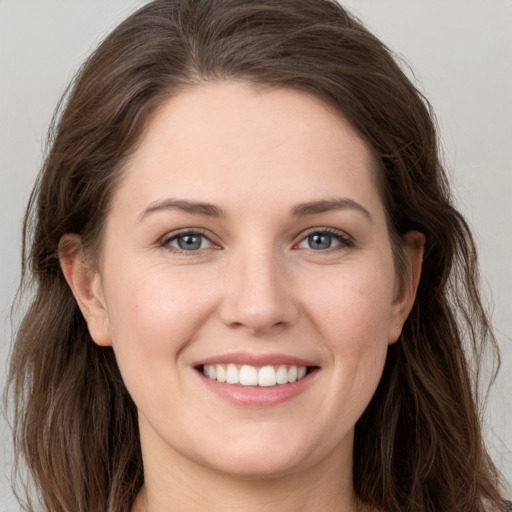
[294,227,354,250]
[157,226,353,253]
[159,228,220,253]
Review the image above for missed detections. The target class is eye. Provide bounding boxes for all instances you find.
[296,228,352,251]
[161,231,214,252]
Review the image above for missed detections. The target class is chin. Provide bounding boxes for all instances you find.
[191,426,331,480]
[205,451,308,481]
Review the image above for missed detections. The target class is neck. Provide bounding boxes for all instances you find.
[132,436,360,512]
[133,473,360,512]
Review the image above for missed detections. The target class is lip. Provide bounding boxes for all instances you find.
[194,351,317,368]
[193,351,319,407]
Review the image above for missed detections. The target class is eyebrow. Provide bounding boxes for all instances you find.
[290,198,372,222]
[137,199,225,221]
[137,197,372,222]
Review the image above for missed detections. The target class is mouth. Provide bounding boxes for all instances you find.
[196,363,317,387]
[192,352,320,406]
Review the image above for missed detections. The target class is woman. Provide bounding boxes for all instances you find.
[5,0,510,511]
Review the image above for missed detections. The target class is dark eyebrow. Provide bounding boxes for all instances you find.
[138,197,371,222]
[137,199,225,222]
[290,198,372,222]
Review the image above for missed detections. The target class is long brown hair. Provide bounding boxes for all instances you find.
[6,1,508,511]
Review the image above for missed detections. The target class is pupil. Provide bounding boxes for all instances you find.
[178,234,201,250]
[309,234,331,250]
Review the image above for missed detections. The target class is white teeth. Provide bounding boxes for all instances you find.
[215,364,226,383]
[226,364,239,384]
[276,365,288,384]
[239,365,258,385]
[258,365,276,387]
[288,365,297,383]
[202,363,309,386]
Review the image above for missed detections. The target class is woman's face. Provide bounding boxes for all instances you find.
[74,81,421,481]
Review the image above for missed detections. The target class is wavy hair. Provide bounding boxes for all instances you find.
[6,0,508,510]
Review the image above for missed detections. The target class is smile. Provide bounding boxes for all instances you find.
[201,364,308,387]
[194,352,319,406]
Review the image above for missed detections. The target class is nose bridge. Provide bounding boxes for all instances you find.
[220,240,297,333]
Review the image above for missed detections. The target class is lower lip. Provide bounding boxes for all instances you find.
[196,369,318,407]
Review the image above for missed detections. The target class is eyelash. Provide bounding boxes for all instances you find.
[159,228,216,254]
[295,227,354,252]
[159,227,354,254]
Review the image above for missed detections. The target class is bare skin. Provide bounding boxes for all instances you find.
[61,81,423,512]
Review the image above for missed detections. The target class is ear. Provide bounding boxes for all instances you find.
[59,234,112,347]
[389,230,425,344]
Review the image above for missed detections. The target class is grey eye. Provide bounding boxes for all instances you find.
[178,234,202,250]
[307,233,334,250]
[168,233,212,251]
[297,231,346,251]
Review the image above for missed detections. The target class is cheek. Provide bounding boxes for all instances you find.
[102,265,221,419]
[300,263,395,344]
[299,263,394,409]
[102,264,218,378]
[107,261,213,334]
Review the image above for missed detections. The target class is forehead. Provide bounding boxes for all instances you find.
[115,81,384,219]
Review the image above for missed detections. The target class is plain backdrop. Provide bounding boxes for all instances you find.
[1,1,511,509]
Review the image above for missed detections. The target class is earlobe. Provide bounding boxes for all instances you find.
[389,230,425,344]
[59,234,112,347]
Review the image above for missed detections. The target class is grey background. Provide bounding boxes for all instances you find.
[1,1,511,509]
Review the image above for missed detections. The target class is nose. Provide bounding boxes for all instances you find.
[219,247,299,336]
